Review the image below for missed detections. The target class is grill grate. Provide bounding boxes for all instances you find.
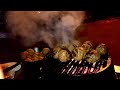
[61,58,108,76]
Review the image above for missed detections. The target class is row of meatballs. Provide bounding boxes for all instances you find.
[52,41,107,63]
[20,40,107,63]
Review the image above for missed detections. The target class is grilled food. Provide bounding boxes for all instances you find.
[21,48,47,62]
[96,43,107,55]
[53,47,62,59]
[58,50,70,62]
[72,47,86,61]
[67,40,81,52]
[41,48,50,55]
[85,49,100,63]
[81,41,93,53]
[21,41,108,64]
[83,41,93,47]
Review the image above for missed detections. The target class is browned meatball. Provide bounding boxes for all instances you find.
[96,43,107,55]
[53,47,62,59]
[41,48,50,55]
[85,49,100,63]
[58,50,70,62]
[72,47,86,61]
[27,48,35,56]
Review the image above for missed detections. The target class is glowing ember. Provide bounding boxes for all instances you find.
[0,65,4,79]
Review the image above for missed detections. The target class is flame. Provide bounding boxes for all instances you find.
[0,65,4,79]
[114,65,120,73]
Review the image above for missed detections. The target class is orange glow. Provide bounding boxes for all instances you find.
[0,65,4,79]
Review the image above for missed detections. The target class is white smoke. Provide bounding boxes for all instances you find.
[5,11,86,48]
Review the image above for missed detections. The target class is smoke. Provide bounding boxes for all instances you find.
[5,11,86,48]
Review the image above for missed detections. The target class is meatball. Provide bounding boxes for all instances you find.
[72,47,86,61]
[85,49,100,63]
[67,40,81,52]
[81,43,92,53]
[41,48,50,55]
[96,43,107,55]
[27,48,35,56]
[53,47,62,59]
[83,41,93,47]
[58,50,70,62]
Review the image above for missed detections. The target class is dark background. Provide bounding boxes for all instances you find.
[89,10,120,21]
[0,11,6,32]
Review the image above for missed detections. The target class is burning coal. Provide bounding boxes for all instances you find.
[0,65,4,79]
[6,11,86,48]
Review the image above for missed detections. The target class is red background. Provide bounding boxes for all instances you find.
[79,18,120,65]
